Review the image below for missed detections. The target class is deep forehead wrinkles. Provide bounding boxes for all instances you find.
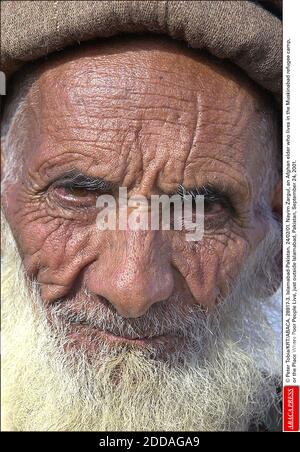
[25,40,270,198]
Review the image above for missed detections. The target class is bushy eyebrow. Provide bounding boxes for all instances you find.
[52,170,113,191]
[177,183,236,212]
[177,183,230,198]
[51,171,235,211]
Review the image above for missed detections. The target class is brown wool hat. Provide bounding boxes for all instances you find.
[0,0,282,100]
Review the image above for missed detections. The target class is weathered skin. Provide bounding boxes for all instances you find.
[2,36,281,335]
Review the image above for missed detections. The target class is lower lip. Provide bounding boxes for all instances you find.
[98,330,168,346]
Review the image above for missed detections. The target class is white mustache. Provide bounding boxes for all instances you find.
[49,294,208,340]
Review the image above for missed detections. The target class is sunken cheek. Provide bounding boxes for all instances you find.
[20,218,90,273]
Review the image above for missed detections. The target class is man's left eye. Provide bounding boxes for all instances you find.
[204,200,226,215]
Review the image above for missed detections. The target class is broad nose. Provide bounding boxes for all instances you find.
[86,231,174,318]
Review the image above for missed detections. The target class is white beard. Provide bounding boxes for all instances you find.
[1,214,282,432]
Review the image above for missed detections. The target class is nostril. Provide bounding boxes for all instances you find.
[107,270,174,318]
[113,305,149,319]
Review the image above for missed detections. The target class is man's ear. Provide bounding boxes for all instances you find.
[271,179,282,221]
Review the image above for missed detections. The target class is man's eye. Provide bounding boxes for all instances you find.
[204,199,226,215]
[52,186,98,207]
[189,197,227,216]
[63,186,93,197]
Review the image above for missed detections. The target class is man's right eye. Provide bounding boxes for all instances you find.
[62,186,94,197]
[45,172,113,209]
[51,185,100,208]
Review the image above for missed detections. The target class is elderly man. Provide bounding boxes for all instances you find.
[1,1,282,432]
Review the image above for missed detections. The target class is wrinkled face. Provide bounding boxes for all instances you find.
[2,37,281,355]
